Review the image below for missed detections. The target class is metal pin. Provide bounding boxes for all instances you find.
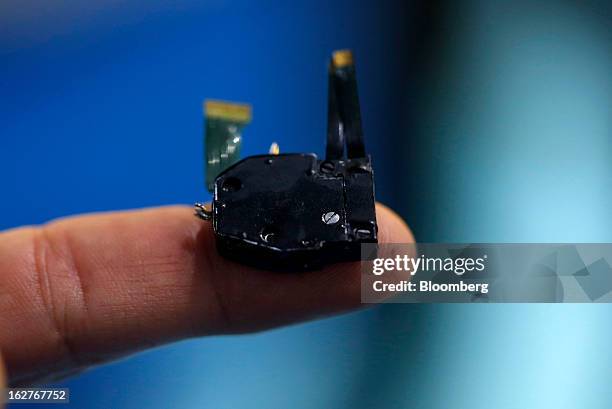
[195,202,213,221]
[269,142,280,155]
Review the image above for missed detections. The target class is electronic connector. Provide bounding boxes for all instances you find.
[196,50,377,270]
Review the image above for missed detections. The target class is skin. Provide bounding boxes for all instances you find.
[0,350,4,394]
[0,203,412,388]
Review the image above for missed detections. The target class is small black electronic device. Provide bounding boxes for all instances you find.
[196,50,377,270]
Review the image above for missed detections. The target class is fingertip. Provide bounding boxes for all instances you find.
[375,203,414,244]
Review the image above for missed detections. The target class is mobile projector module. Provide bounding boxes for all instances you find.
[195,50,378,270]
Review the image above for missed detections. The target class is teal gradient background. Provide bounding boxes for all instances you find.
[2,1,612,408]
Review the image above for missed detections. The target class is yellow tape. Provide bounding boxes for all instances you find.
[204,100,252,123]
[332,49,354,68]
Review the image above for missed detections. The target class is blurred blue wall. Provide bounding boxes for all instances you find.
[2,1,612,408]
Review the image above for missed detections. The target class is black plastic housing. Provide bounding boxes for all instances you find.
[212,153,377,270]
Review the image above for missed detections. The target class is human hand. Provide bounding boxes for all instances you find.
[0,203,412,386]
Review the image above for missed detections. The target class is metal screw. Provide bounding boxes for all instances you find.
[354,228,371,238]
[322,211,340,225]
[320,161,335,173]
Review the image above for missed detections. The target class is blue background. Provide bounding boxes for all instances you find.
[2,0,612,407]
